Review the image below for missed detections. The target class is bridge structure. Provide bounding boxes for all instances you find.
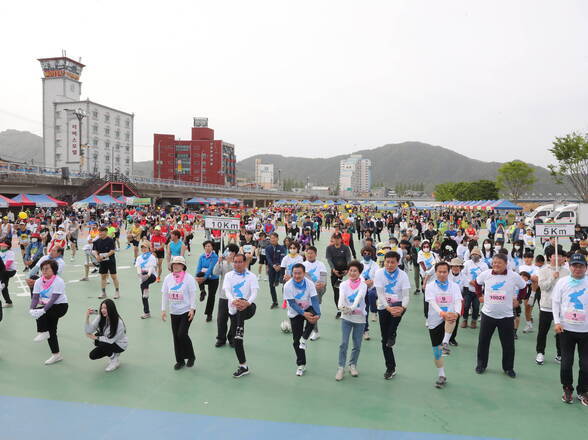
[0,165,314,207]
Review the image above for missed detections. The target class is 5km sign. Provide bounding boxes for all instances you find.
[204,216,240,231]
[535,223,575,238]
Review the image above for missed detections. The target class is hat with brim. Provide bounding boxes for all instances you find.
[170,255,187,270]
[470,247,482,256]
[449,257,464,266]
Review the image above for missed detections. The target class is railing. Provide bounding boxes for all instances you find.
[0,164,312,197]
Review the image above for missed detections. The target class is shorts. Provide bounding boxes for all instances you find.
[130,239,139,247]
[259,254,267,265]
[99,259,117,275]
[248,257,258,267]
[115,231,120,239]
[428,321,445,347]
[69,237,78,247]
[20,244,27,251]
[154,249,165,259]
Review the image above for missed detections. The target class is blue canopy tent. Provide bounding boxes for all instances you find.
[74,195,122,205]
[489,199,523,211]
[185,197,209,204]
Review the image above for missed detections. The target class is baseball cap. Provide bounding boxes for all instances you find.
[569,253,587,266]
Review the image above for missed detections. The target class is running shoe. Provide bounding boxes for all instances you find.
[233,366,250,378]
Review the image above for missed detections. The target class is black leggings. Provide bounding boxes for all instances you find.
[139,274,157,314]
[200,278,219,316]
[536,309,561,356]
[36,303,68,354]
[89,340,124,359]
[229,304,257,364]
[1,270,16,304]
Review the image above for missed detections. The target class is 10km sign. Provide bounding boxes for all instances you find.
[535,223,575,238]
[204,216,240,231]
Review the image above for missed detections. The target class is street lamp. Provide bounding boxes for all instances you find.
[73,108,87,174]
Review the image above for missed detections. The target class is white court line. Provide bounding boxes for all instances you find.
[15,273,31,297]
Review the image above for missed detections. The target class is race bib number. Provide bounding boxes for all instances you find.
[201,268,208,273]
[297,300,309,309]
[243,245,253,254]
[488,291,506,305]
[154,242,162,249]
[565,309,586,324]
[385,294,400,305]
[261,248,266,256]
[99,253,110,261]
[436,294,451,311]
[169,293,184,303]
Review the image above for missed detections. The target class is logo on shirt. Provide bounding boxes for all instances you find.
[569,289,585,310]
[233,280,246,298]
[491,281,506,291]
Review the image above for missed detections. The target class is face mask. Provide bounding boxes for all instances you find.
[484,243,491,250]
[32,238,38,243]
[363,255,371,261]
[472,255,481,262]
[423,247,430,252]
[289,250,297,256]
[494,246,501,252]
[514,245,520,250]
[445,245,452,250]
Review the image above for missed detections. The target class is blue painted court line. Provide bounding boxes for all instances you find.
[0,395,508,440]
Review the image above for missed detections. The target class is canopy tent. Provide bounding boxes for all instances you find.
[0,195,18,208]
[74,195,123,205]
[300,200,312,205]
[10,194,67,208]
[118,196,151,205]
[440,199,523,211]
[185,197,209,204]
[486,199,523,211]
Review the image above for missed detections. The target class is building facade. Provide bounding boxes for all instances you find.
[254,159,274,189]
[153,119,236,186]
[38,56,134,176]
[339,154,371,197]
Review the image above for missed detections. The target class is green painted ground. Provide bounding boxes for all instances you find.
[0,228,585,439]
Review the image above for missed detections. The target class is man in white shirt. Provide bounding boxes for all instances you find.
[461,248,488,329]
[475,253,526,378]
[374,251,411,380]
[222,253,259,378]
[302,246,327,340]
[552,253,588,405]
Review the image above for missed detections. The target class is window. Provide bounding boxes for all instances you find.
[115,143,120,151]
[93,137,98,146]
[125,145,129,152]
[125,158,129,164]
[115,156,120,164]
[55,125,61,133]
[115,116,120,126]
[115,130,120,139]
[125,132,130,141]
[92,125,98,134]
[104,128,110,136]
[125,119,130,128]
[92,110,98,119]
[55,139,62,147]
[105,155,110,161]
[104,113,110,123]
[55,153,61,161]
[105,142,110,150]
[93,153,98,160]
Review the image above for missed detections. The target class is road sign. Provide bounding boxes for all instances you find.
[535,223,575,238]
[204,216,240,231]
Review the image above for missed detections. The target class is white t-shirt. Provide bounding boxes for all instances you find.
[222,270,259,315]
[161,272,197,315]
[463,260,489,292]
[417,251,438,275]
[456,244,468,260]
[425,280,462,329]
[360,259,378,284]
[518,263,539,284]
[0,249,16,271]
[302,259,327,285]
[374,268,411,310]
[552,276,588,332]
[476,269,526,319]
[283,278,317,318]
[339,278,368,323]
[135,253,158,277]
[449,270,466,290]
[33,276,68,305]
[281,254,304,276]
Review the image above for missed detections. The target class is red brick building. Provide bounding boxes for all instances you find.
[153,118,236,185]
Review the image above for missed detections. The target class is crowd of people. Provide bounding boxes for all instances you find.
[0,204,586,406]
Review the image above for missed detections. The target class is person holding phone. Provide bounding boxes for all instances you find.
[85,299,128,372]
[29,259,68,365]
[162,256,197,370]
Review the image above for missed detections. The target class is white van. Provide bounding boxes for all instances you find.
[524,204,556,226]
[551,203,588,227]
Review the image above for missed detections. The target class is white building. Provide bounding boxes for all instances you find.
[255,159,274,189]
[339,154,371,197]
[39,56,134,176]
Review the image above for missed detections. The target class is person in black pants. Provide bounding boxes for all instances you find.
[85,299,128,372]
[326,233,352,319]
[0,240,16,307]
[265,233,286,309]
[30,259,69,365]
[213,243,239,347]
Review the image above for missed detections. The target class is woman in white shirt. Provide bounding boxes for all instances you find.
[135,240,158,319]
[85,298,128,372]
[29,259,68,365]
[161,256,197,370]
[425,261,463,388]
[336,260,368,381]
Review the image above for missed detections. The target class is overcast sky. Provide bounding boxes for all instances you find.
[1,0,587,167]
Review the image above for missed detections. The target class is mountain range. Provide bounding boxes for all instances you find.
[0,130,563,194]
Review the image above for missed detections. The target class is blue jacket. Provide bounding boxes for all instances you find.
[266,244,287,269]
[25,242,44,261]
[196,252,219,280]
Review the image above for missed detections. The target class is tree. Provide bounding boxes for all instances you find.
[434,179,499,201]
[496,160,536,201]
[434,182,457,201]
[469,179,499,200]
[548,132,588,202]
